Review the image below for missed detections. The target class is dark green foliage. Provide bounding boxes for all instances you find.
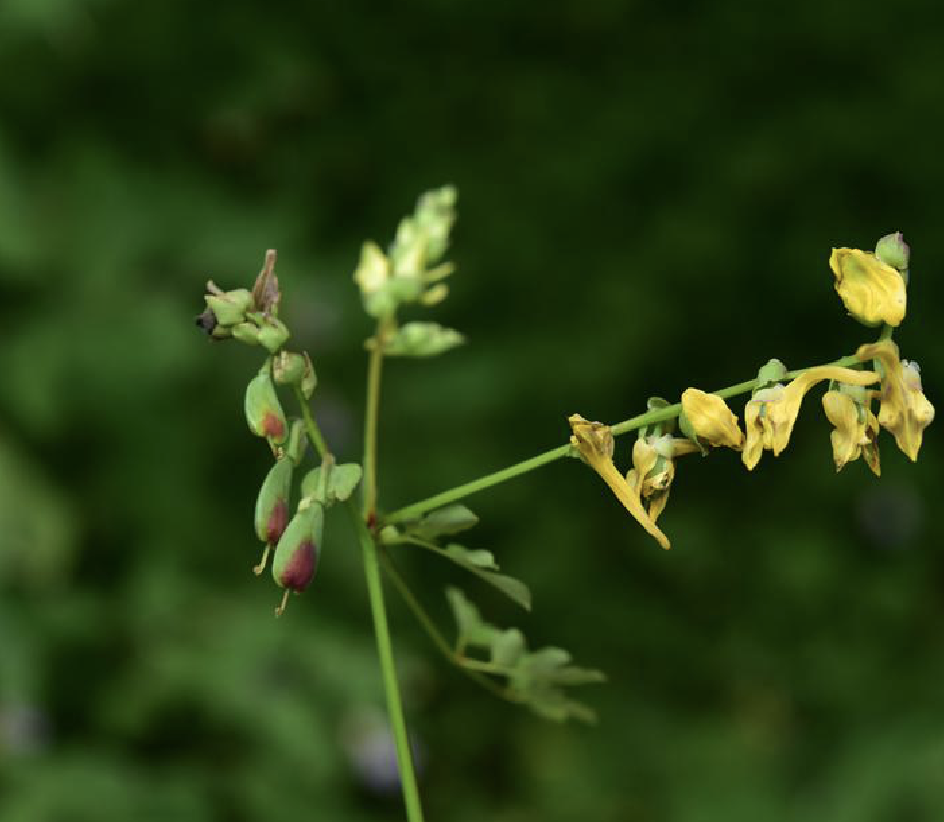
[1,1,943,820]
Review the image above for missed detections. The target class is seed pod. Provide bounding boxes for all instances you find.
[254,457,293,545]
[272,501,324,616]
[257,318,290,354]
[245,360,288,443]
[205,286,253,326]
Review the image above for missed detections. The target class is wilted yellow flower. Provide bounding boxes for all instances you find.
[680,389,744,450]
[626,435,699,523]
[568,414,671,550]
[857,339,934,461]
[742,366,879,471]
[830,247,906,327]
[821,388,880,475]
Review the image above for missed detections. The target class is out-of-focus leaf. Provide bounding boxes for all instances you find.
[382,322,464,357]
[407,504,479,540]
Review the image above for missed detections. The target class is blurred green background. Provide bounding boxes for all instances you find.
[2,1,943,820]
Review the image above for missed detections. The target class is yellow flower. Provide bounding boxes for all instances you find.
[857,339,934,461]
[626,434,699,523]
[821,387,880,475]
[680,389,744,450]
[568,414,671,550]
[742,366,879,471]
[830,247,906,327]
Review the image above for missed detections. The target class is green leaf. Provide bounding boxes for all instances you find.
[384,322,464,357]
[445,587,499,649]
[442,544,531,611]
[329,464,362,501]
[490,628,525,669]
[300,463,362,505]
[408,504,479,540]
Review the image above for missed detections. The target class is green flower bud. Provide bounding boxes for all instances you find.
[875,231,910,272]
[285,419,308,465]
[273,351,307,385]
[756,358,787,389]
[205,285,253,326]
[245,360,287,443]
[257,318,290,354]
[273,500,324,616]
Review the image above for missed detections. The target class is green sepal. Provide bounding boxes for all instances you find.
[272,500,323,592]
[875,231,910,271]
[642,396,674,438]
[284,419,308,465]
[254,457,293,544]
[245,360,287,443]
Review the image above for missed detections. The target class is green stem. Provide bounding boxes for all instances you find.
[294,387,424,822]
[363,319,390,521]
[385,352,862,524]
[378,551,513,702]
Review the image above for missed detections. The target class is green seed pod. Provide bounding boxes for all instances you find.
[205,287,253,326]
[273,351,307,385]
[231,322,262,345]
[254,457,293,545]
[245,360,288,443]
[257,318,290,354]
[284,419,308,465]
[272,501,324,615]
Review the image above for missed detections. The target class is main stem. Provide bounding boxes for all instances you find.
[294,385,424,822]
[385,352,861,524]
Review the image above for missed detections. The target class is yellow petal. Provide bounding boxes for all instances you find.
[830,247,907,326]
[857,341,934,461]
[681,389,744,450]
[822,390,864,471]
[569,415,671,550]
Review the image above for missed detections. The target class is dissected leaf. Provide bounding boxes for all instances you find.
[445,587,499,649]
[490,628,525,669]
[442,544,531,611]
[408,504,479,540]
[301,463,362,505]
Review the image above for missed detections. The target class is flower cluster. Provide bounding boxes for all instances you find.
[570,232,933,550]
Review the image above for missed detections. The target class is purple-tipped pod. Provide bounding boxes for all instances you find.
[272,500,324,616]
[245,360,287,443]
[252,457,293,574]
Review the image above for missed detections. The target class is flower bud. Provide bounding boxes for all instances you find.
[257,318,290,354]
[830,247,906,327]
[273,500,324,616]
[680,389,744,451]
[245,361,287,443]
[874,231,910,272]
